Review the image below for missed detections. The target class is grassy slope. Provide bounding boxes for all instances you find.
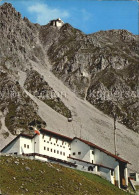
[0,156,130,195]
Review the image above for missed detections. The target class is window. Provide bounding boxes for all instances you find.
[60,145,62,147]
[63,146,65,148]
[51,149,52,152]
[24,144,26,148]
[27,145,29,149]
[57,150,59,154]
[54,143,56,145]
[130,173,135,176]
[78,152,81,155]
[92,160,93,164]
[88,166,94,172]
[47,148,49,151]
[60,151,62,155]
[73,152,75,155]
[111,170,114,176]
[63,152,65,156]
[92,150,94,155]
[130,173,136,180]
[51,142,52,144]
[44,147,46,150]
[49,137,51,141]
[57,144,59,146]
[69,148,71,150]
[47,141,49,143]
[54,150,56,153]
[44,140,46,142]
[42,135,44,139]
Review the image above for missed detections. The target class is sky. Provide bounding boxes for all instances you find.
[0,0,138,35]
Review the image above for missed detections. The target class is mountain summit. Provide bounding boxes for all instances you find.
[0,3,139,172]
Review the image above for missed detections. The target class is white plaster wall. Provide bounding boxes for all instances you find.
[20,137,33,154]
[136,173,139,182]
[56,21,63,27]
[98,167,111,182]
[90,147,95,163]
[68,158,95,173]
[111,174,115,185]
[94,149,120,186]
[76,164,88,172]
[69,157,113,183]
[35,155,48,162]
[2,138,20,154]
[124,167,128,185]
[34,134,41,154]
[38,133,71,160]
[70,139,90,161]
[94,149,119,169]
[115,164,120,188]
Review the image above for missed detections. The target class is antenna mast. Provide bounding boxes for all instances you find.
[80,123,82,138]
[113,112,117,155]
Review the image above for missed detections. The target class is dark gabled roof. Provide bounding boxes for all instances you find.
[0,133,35,152]
[73,137,130,164]
[40,128,72,142]
[20,134,35,139]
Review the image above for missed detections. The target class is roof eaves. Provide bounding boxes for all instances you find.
[40,128,72,141]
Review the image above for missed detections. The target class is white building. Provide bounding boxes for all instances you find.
[49,18,64,28]
[130,173,139,183]
[1,128,129,189]
[69,137,129,188]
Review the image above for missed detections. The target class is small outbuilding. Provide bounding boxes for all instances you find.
[49,18,64,28]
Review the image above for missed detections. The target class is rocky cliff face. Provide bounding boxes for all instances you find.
[0,63,44,135]
[0,3,138,135]
[0,3,71,136]
[48,25,139,132]
[0,2,139,172]
[24,70,71,118]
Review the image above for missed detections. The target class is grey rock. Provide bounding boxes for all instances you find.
[25,166,31,171]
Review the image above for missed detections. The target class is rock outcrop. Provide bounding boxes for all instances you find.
[48,26,139,132]
[0,3,139,134]
[0,3,71,135]
[0,2,139,172]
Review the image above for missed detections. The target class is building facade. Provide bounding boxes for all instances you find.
[130,173,139,183]
[49,18,64,28]
[1,128,129,188]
